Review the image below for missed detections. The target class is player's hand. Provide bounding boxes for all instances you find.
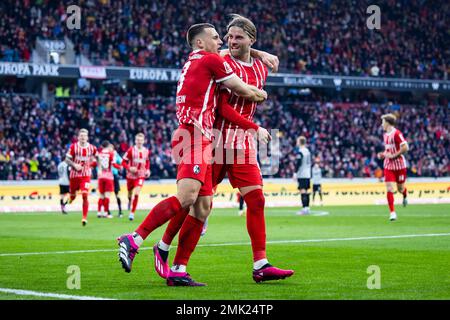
[145,170,151,178]
[255,89,268,102]
[129,167,137,173]
[377,152,385,159]
[73,163,83,171]
[257,127,271,144]
[260,52,279,73]
[385,153,396,159]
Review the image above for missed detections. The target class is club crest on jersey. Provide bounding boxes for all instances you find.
[193,165,201,175]
[223,62,232,74]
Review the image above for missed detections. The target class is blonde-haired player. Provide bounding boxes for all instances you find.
[377,113,409,221]
[65,129,98,226]
[121,133,150,221]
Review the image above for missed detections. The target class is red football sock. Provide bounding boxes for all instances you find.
[162,207,190,245]
[70,194,76,202]
[82,193,89,220]
[104,197,110,213]
[243,189,267,262]
[402,188,407,198]
[173,215,204,266]
[135,196,184,240]
[97,198,104,212]
[131,195,139,213]
[387,191,395,212]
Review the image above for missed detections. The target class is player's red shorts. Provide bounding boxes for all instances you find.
[98,178,114,193]
[126,177,145,191]
[69,176,91,194]
[172,124,213,196]
[212,148,262,189]
[384,168,407,184]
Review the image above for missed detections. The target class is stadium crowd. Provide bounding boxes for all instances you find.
[0,0,447,79]
[0,92,448,181]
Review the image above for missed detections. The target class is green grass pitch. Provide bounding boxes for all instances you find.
[0,204,449,300]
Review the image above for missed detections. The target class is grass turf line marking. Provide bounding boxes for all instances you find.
[0,288,116,300]
[1,233,450,257]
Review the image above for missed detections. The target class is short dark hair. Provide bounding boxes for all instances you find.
[102,140,110,148]
[381,113,397,126]
[186,23,215,48]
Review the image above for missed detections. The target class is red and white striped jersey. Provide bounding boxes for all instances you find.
[383,128,408,170]
[97,149,114,180]
[66,142,98,178]
[122,146,150,179]
[214,54,268,149]
[176,50,234,141]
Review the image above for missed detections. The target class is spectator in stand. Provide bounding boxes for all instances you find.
[0,91,448,181]
[0,0,447,79]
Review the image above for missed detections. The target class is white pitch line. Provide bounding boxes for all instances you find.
[0,288,115,300]
[1,233,449,258]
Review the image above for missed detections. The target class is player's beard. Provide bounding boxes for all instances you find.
[230,46,248,61]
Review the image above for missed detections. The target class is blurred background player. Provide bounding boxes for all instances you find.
[109,143,124,218]
[121,133,150,221]
[65,129,98,226]
[294,136,312,215]
[57,160,70,214]
[311,157,323,206]
[377,113,409,221]
[96,140,120,219]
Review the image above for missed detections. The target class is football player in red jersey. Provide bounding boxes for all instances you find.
[65,129,98,226]
[95,140,120,219]
[377,113,409,221]
[121,133,150,221]
[154,15,294,284]
[118,23,272,286]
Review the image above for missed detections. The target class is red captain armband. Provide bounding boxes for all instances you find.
[218,101,259,131]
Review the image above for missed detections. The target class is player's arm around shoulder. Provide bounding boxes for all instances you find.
[207,53,267,102]
[221,74,267,102]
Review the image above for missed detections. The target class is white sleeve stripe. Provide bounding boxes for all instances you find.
[216,74,234,83]
[66,154,72,159]
[400,141,408,146]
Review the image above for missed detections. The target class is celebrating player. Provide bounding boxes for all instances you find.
[294,136,312,215]
[153,15,293,284]
[117,22,271,286]
[96,140,120,219]
[65,129,98,226]
[377,113,409,221]
[121,133,150,221]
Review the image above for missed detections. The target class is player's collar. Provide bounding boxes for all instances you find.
[386,127,396,135]
[230,54,254,67]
